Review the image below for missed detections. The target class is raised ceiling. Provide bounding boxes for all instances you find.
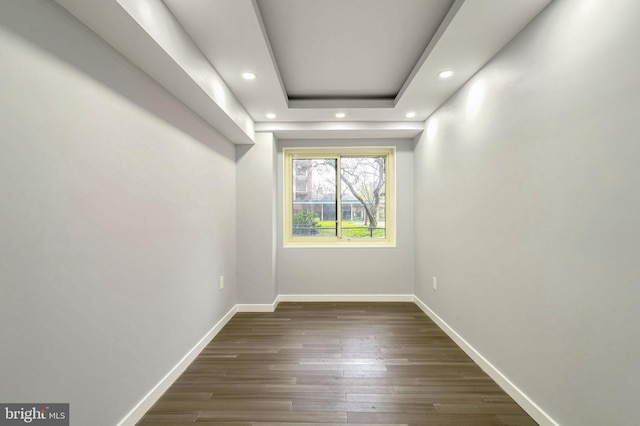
[255,0,454,100]
[54,0,551,143]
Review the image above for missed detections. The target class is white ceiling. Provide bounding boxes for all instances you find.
[254,0,454,99]
[54,0,551,143]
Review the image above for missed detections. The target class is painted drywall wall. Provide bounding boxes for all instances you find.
[236,132,278,305]
[0,2,237,425]
[277,139,414,295]
[414,0,640,424]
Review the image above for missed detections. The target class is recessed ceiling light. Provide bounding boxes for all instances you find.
[242,72,256,80]
[405,112,416,118]
[438,70,454,79]
[266,113,276,119]
[335,112,346,118]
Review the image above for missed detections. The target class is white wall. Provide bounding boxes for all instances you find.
[0,2,237,425]
[414,0,640,424]
[236,133,278,305]
[277,139,414,296]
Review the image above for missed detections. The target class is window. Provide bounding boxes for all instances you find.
[284,147,395,247]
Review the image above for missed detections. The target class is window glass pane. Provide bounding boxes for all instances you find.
[292,159,337,236]
[340,157,386,239]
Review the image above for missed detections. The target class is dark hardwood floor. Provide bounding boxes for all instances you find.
[137,302,537,425]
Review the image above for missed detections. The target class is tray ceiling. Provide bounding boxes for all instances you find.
[54,0,551,142]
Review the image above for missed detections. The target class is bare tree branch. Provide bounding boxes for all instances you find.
[316,157,384,228]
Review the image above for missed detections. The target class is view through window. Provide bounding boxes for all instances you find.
[284,147,395,246]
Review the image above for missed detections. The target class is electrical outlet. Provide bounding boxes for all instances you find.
[432,276,437,290]
[219,275,224,290]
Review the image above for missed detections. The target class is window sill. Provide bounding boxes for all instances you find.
[283,240,397,249]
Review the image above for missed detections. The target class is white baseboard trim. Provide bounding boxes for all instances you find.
[412,296,559,426]
[236,299,279,312]
[278,294,415,302]
[116,305,238,426]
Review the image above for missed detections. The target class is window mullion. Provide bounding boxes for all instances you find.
[336,156,342,239]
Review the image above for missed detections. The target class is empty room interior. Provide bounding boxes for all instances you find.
[2,0,639,425]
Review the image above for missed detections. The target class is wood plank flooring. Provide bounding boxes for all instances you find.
[137,302,537,425]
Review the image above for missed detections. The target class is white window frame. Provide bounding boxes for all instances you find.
[284,146,396,248]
